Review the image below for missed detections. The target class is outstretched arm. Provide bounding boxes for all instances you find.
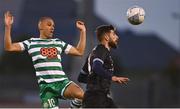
[4,11,22,52]
[68,20,86,56]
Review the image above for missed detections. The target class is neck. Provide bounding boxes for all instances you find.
[40,34,49,39]
[100,41,111,51]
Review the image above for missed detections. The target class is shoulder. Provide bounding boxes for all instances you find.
[22,37,34,43]
[91,44,109,59]
[94,44,108,53]
[52,38,61,41]
[53,38,65,43]
[29,37,41,42]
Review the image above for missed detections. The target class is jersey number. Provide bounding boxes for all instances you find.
[48,98,56,107]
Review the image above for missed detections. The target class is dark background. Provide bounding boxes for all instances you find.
[0,0,179,108]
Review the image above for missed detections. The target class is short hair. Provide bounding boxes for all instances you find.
[95,25,116,42]
[38,17,53,23]
[38,17,53,29]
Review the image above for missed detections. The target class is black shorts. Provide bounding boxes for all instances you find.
[82,90,117,108]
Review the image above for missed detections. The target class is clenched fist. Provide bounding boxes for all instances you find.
[4,11,14,27]
[76,20,86,32]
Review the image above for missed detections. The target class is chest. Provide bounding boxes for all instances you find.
[28,41,63,60]
[103,55,114,71]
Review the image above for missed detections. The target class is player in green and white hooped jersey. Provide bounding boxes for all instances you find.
[4,11,86,108]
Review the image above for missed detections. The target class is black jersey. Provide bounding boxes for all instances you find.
[82,44,114,92]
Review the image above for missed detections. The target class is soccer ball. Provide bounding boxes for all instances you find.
[127,6,145,25]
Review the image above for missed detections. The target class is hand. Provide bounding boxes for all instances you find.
[76,20,86,32]
[4,11,14,27]
[112,76,130,84]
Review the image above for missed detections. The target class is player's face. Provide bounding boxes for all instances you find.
[39,19,55,38]
[108,30,119,49]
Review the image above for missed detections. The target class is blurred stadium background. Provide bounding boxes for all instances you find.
[0,0,180,108]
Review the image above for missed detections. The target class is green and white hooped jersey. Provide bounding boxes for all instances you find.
[19,38,72,83]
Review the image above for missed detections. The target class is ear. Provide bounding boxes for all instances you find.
[38,22,43,30]
[104,34,109,41]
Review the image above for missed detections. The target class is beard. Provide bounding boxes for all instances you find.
[108,40,118,49]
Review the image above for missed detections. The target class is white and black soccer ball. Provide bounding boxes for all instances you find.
[127,6,145,25]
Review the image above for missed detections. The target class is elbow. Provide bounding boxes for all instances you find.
[4,48,12,52]
[4,46,14,52]
[76,53,83,57]
[92,67,103,77]
[4,46,11,51]
[72,52,83,57]
[76,49,84,56]
[78,51,84,56]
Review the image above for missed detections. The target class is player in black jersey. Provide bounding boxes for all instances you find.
[78,25,129,108]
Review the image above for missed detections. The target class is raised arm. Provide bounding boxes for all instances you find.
[68,20,86,56]
[4,11,22,52]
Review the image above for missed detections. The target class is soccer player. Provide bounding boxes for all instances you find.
[4,11,86,108]
[78,25,129,108]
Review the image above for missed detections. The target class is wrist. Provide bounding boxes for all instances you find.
[5,25,12,29]
[111,76,117,81]
[79,29,86,32]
